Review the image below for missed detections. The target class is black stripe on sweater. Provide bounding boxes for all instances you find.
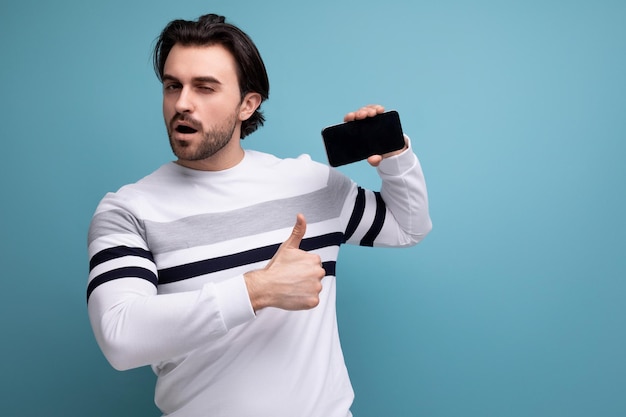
[344,187,366,241]
[89,246,154,271]
[87,266,158,302]
[360,191,386,247]
[158,232,344,285]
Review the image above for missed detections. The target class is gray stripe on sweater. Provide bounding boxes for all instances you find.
[89,169,355,254]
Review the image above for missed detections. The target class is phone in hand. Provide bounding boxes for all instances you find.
[321,110,406,167]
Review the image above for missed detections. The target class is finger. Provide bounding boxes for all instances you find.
[364,104,385,115]
[283,213,307,249]
[345,105,385,122]
[344,108,371,122]
[367,155,383,167]
[343,111,356,123]
[316,255,327,276]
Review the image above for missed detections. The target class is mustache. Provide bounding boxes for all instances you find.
[169,113,202,131]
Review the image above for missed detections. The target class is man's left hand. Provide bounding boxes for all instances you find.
[343,104,408,167]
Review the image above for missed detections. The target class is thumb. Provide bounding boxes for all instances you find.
[367,155,383,167]
[283,213,306,249]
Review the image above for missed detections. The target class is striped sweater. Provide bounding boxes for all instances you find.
[87,143,431,417]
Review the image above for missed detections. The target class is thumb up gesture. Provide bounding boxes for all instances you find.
[244,214,326,312]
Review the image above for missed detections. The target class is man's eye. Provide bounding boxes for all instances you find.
[198,86,214,92]
[164,84,181,91]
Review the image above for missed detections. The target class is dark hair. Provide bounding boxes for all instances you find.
[153,14,269,139]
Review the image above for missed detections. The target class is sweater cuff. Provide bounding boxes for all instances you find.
[377,135,418,176]
[213,275,256,330]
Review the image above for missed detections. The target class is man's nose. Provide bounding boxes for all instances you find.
[175,88,194,113]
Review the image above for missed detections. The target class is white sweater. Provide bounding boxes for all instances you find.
[87,143,431,417]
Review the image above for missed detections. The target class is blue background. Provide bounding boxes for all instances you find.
[1,0,625,416]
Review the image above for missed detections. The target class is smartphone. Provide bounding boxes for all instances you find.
[321,110,406,167]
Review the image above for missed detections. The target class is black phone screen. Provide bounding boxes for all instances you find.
[321,110,405,167]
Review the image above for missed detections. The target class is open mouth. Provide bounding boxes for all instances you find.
[175,125,198,134]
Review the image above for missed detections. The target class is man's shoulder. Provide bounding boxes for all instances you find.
[95,163,175,210]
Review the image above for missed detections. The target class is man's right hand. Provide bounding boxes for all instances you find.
[244,214,326,312]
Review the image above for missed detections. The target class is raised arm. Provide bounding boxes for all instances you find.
[340,104,432,247]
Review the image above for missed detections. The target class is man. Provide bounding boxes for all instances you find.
[87,13,431,417]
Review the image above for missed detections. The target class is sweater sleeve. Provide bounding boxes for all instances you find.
[341,136,432,247]
[86,196,256,371]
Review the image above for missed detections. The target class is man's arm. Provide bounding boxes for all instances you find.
[88,212,325,371]
[340,104,432,247]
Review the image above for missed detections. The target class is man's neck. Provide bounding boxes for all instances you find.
[176,142,245,172]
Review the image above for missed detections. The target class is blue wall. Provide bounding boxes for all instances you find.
[1,1,625,416]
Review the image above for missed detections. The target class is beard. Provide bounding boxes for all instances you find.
[167,110,239,162]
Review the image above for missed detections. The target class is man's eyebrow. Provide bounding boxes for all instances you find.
[192,76,222,84]
[161,74,177,82]
[161,74,222,84]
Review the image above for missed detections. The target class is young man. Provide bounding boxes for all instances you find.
[87,14,431,417]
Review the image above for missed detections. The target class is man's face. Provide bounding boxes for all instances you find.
[162,44,244,168]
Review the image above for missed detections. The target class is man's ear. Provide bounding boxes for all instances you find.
[239,92,262,121]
